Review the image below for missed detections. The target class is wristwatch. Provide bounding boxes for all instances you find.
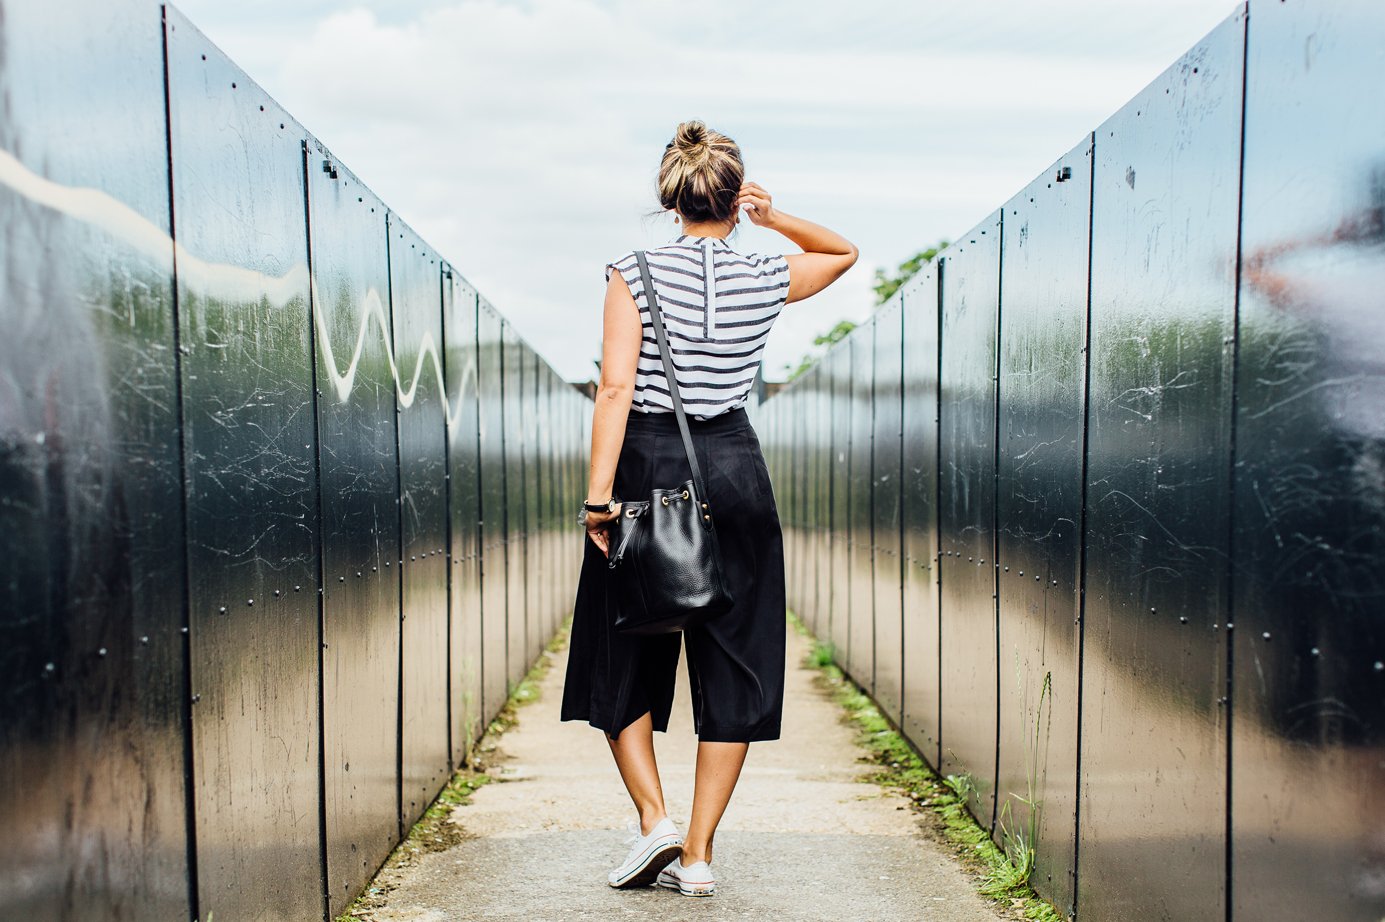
[583,498,616,514]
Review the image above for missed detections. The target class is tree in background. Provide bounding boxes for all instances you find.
[871,238,949,305]
[783,239,949,382]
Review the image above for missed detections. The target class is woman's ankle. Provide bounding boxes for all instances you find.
[679,844,711,865]
[639,810,668,836]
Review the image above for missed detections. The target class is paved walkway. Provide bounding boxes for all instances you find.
[364,624,1006,922]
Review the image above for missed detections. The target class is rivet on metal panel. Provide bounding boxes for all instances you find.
[192,694,201,703]
[338,576,345,583]
[181,626,189,634]
[98,647,107,657]
[356,571,362,578]
[1262,631,1271,641]
[140,636,149,644]
[1019,570,1024,576]
[294,585,301,592]
[385,562,390,567]
[1004,566,1009,571]
[218,606,227,614]
[372,566,378,572]
[1180,616,1188,624]
[1310,647,1320,656]
[1226,622,1234,630]
[1375,662,1384,673]
[273,589,281,597]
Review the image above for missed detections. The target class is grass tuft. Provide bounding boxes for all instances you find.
[786,610,1065,922]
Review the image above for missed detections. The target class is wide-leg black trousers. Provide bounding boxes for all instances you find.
[560,406,786,743]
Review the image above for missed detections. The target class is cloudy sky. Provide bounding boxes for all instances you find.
[175,0,1242,383]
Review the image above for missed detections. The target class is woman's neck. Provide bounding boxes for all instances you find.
[680,218,735,240]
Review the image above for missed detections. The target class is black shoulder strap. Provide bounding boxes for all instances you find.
[634,250,708,503]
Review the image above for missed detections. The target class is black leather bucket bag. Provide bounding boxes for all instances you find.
[606,251,735,635]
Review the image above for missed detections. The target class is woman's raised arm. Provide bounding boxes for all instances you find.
[736,181,858,303]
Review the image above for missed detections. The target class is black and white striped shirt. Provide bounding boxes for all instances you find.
[605,234,791,420]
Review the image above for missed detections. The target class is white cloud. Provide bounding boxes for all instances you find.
[172,0,1241,381]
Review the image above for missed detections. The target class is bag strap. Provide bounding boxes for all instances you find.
[634,250,709,505]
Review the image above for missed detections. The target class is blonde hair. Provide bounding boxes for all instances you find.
[657,120,743,224]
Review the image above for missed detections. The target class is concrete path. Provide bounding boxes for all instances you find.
[363,624,1007,922]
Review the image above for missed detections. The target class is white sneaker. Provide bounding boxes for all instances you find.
[607,817,683,889]
[656,858,716,897]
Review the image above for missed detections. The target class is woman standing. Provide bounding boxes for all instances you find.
[560,120,857,897]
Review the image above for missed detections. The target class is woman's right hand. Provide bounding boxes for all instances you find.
[584,506,622,557]
[737,181,778,227]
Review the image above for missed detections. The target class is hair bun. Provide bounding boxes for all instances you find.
[673,120,710,164]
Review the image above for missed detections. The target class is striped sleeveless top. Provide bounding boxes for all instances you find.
[605,234,791,420]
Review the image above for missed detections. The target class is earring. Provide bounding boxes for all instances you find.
[674,214,680,224]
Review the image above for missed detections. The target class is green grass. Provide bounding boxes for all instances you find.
[787,610,1066,922]
[333,618,572,921]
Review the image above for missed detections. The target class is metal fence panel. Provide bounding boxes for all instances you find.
[0,2,189,918]
[444,269,483,759]
[848,326,876,690]
[388,217,451,829]
[872,300,905,723]
[502,324,528,687]
[829,344,852,660]
[938,211,1002,827]
[165,17,322,919]
[1231,1,1385,918]
[994,136,1092,916]
[1078,10,1244,920]
[477,301,508,724]
[307,144,403,914]
[901,265,942,767]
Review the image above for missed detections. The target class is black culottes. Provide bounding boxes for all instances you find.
[560,406,786,743]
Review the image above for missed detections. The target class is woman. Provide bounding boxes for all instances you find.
[560,120,857,897]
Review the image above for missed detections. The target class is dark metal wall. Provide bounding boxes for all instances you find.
[766,2,1385,919]
[0,3,590,921]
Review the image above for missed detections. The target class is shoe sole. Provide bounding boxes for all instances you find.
[609,841,682,889]
[656,873,716,897]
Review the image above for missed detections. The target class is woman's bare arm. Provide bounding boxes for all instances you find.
[737,181,858,303]
[583,270,642,555]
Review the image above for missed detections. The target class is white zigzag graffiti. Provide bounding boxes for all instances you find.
[0,146,484,434]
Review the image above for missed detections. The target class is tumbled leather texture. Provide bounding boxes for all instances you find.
[608,479,734,635]
[605,250,734,635]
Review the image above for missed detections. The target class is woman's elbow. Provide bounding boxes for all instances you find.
[597,380,634,403]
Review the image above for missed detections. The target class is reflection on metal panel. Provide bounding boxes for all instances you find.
[1232,2,1385,918]
[1079,10,1244,920]
[994,136,1092,916]
[307,145,403,914]
[901,266,941,767]
[938,212,1002,828]
[388,217,450,830]
[0,2,189,919]
[165,15,322,919]
[444,268,484,761]
[872,300,905,723]
[477,303,508,724]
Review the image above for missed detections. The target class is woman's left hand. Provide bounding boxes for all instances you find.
[584,506,622,557]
